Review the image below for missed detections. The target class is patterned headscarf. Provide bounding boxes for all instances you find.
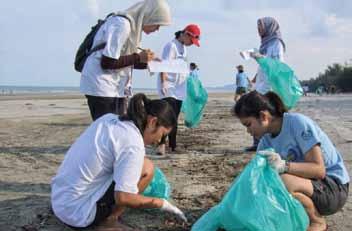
[258,17,286,55]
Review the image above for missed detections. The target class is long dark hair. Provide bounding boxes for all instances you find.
[233,91,287,118]
[120,93,176,134]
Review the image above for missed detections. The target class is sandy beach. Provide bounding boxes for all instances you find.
[0,92,351,231]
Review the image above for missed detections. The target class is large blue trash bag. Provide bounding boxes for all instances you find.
[142,167,171,200]
[181,73,208,128]
[257,57,303,109]
[192,151,309,231]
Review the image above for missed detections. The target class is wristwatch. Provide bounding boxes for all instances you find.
[283,161,290,173]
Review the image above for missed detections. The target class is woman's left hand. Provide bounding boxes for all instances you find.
[259,150,286,173]
[249,51,264,59]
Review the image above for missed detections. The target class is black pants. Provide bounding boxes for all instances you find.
[86,95,128,121]
[163,97,182,150]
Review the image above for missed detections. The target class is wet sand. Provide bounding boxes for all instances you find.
[0,92,351,230]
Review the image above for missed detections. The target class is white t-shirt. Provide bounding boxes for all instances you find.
[255,40,285,94]
[80,16,132,98]
[51,114,145,227]
[157,39,187,100]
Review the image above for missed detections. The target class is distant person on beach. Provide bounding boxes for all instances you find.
[328,85,337,94]
[234,65,250,102]
[80,0,172,121]
[246,16,286,152]
[316,85,325,96]
[51,93,186,229]
[233,91,349,231]
[156,24,201,155]
[303,85,309,96]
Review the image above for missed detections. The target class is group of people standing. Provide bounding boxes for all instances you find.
[50,1,349,231]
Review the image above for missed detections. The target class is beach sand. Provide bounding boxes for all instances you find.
[0,92,351,231]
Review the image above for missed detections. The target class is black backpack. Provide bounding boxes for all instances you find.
[74,13,130,72]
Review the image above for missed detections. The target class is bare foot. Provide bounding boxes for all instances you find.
[307,221,327,231]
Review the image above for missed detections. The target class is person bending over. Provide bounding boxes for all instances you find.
[51,93,186,229]
[233,91,349,231]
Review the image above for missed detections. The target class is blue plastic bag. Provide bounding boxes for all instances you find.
[192,152,309,231]
[257,57,303,109]
[142,167,171,200]
[181,74,208,128]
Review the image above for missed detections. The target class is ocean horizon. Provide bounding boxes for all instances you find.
[0,85,235,95]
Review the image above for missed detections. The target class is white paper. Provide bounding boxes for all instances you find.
[148,59,189,74]
[239,48,258,60]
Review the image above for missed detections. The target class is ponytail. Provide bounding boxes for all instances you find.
[120,93,176,134]
[233,91,287,119]
[174,30,183,39]
[264,92,287,117]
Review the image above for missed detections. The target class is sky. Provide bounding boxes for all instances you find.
[1,0,352,88]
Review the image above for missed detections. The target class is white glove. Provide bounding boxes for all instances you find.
[161,199,187,222]
[161,82,168,96]
[259,150,286,173]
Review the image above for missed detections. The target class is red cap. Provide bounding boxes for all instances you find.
[184,24,201,47]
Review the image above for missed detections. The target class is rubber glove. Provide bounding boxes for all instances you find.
[161,81,168,96]
[161,199,187,222]
[259,150,286,173]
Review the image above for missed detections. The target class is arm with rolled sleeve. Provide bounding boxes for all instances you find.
[100,18,147,70]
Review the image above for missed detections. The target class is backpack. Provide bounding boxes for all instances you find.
[74,13,130,72]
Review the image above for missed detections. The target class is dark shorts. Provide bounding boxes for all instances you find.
[91,182,116,226]
[235,87,247,95]
[311,176,349,215]
[66,182,116,229]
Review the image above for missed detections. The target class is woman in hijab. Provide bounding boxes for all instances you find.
[80,0,172,121]
[245,16,286,152]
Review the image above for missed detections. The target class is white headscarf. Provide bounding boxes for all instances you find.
[117,0,172,55]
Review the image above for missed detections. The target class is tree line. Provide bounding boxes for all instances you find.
[300,62,352,93]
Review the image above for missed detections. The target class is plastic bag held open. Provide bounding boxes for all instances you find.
[192,150,309,231]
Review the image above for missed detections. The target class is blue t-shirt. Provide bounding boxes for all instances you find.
[258,113,350,184]
[236,72,249,88]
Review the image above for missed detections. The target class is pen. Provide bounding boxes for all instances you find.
[137,47,146,51]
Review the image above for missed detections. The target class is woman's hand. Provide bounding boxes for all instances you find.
[160,199,187,222]
[259,150,286,173]
[139,49,155,63]
[249,51,264,59]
